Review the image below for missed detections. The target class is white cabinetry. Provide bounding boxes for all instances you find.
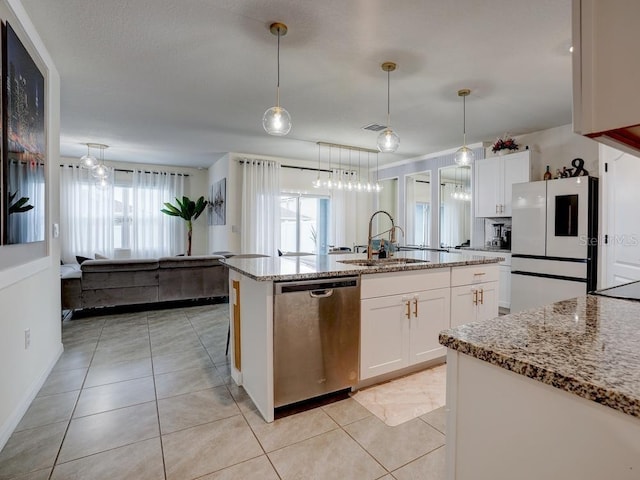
[475,151,531,217]
[450,264,499,328]
[360,270,450,380]
[572,0,640,154]
[462,250,511,309]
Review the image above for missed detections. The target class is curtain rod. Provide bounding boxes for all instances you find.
[60,165,189,176]
[237,159,332,174]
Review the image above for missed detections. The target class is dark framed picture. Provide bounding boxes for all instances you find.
[209,178,226,226]
[2,21,46,245]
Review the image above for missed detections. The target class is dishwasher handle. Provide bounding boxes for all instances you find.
[309,289,333,298]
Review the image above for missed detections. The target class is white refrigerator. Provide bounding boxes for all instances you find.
[510,176,598,312]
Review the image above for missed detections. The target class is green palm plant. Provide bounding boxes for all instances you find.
[161,195,208,256]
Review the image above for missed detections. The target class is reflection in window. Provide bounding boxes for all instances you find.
[414,202,431,246]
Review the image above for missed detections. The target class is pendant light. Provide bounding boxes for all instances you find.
[454,88,474,166]
[377,62,400,153]
[263,22,292,136]
[79,143,97,169]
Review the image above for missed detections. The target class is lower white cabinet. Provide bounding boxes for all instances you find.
[360,287,450,380]
[450,281,499,328]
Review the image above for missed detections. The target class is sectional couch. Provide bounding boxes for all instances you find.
[61,255,228,311]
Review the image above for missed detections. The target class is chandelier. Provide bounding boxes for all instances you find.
[313,142,382,193]
[79,143,111,186]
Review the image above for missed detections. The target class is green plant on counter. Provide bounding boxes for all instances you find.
[161,195,208,256]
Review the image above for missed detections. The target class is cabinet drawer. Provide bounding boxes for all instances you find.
[361,268,451,299]
[451,264,499,287]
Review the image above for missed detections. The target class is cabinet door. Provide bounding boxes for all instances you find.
[499,266,511,309]
[409,287,450,365]
[502,152,531,216]
[450,285,477,328]
[360,295,410,380]
[476,281,499,322]
[474,158,501,217]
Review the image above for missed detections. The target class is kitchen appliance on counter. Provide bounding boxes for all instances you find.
[273,276,360,408]
[511,176,598,312]
[490,223,505,248]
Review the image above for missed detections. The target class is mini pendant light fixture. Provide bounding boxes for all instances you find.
[263,22,292,136]
[377,62,400,153]
[79,143,98,169]
[454,88,474,166]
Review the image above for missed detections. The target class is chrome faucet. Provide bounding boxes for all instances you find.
[367,210,405,260]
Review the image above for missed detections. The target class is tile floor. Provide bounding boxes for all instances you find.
[0,303,447,480]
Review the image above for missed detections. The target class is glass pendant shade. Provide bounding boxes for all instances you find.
[454,145,474,166]
[91,163,111,180]
[377,128,400,153]
[263,106,291,136]
[80,153,97,169]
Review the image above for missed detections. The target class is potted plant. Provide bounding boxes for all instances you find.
[161,195,208,256]
[491,135,519,155]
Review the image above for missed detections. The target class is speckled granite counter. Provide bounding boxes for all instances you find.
[440,294,640,418]
[222,251,501,282]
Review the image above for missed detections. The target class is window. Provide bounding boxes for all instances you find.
[113,185,133,249]
[280,194,330,254]
[414,202,431,246]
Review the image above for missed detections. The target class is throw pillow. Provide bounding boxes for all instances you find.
[95,253,109,260]
[76,255,93,264]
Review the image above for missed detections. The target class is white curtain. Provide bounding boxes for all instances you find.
[131,170,184,257]
[6,160,46,244]
[60,165,114,263]
[330,169,356,249]
[440,183,467,248]
[241,159,281,256]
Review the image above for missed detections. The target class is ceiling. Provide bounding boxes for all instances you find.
[20,0,573,168]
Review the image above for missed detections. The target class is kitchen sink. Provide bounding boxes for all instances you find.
[338,258,430,267]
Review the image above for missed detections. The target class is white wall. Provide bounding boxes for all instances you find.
[513,124,599,180]
[0,0,62,450]
[59,157,210,258]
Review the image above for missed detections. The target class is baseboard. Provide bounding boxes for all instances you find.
[0,342,64,451]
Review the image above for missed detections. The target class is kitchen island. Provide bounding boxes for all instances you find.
[439,294,640,480]
[223,251,501,422]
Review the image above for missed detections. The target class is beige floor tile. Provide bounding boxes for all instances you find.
[323,398,372,426]
[90,344,151,366]
[268,428,386,480]
[58,402,159,463]
[52,350,94,372]
[37,367,87,397]
[344,416,445,471]
[158,386,240,434]
[226,384,257,413]
[15,391,79,432]
[198,455,279,480]
[154,365,224,399]
[245,407,338,453]
[162,415,263,480]
[420,406,447,434]
[150,334,203,356]
[152,347,214,375]
[84,357,152,387]
[51,437,164,480]
[392,445,446,480]
[0,421,66,479]
[10,467,52,480]
[74,376,156,417]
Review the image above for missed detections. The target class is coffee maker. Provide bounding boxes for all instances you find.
[491,223,504,248]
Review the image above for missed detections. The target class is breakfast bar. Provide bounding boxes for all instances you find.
[439,294,640,480]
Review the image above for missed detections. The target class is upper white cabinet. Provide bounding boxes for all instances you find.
[572,0,640,154]
[474,150,531,217]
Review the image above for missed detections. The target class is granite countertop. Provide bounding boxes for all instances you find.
[439,295,640,418]
[222,250,501,282]
[457,246,511,253]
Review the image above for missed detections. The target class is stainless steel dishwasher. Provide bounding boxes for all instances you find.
[273,276,360,408]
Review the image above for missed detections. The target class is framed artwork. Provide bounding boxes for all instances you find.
[2,22,46,245]
[209,178,226,226]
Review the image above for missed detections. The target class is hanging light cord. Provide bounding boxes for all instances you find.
[386,69,391,128]
[276,27,281,108]
[462,94,467,146]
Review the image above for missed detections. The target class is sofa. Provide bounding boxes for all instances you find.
[61,255,228,311]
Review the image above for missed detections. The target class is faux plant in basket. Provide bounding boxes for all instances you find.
[491,135,519,155]
[161,196,208,256]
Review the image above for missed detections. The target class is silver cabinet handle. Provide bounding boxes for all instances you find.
[309,289,333,298]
